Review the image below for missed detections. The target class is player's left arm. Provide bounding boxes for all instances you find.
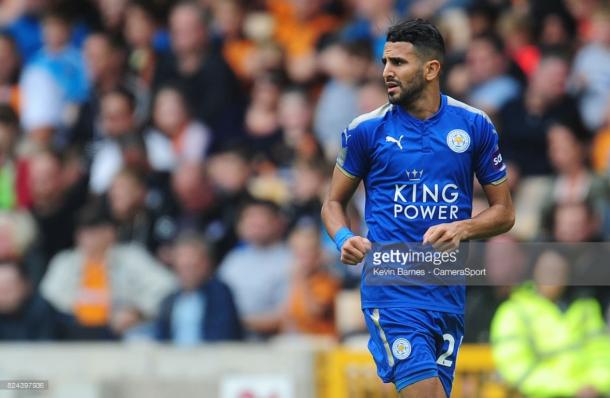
[425,113,515,251]
[423,181,514,251]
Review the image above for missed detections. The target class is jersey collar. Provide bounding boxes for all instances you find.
[394,94,446,126]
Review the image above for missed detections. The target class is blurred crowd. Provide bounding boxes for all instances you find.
[1,0,610,381]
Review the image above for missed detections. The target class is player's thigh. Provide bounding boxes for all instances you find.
[398,376,447,398]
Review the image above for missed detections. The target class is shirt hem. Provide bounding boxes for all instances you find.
[361,300,464,314]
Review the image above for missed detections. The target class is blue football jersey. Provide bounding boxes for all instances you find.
[337,95,507,313]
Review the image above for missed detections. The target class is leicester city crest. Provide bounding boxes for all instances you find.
[392,337,412,360]
[447,129,471,153]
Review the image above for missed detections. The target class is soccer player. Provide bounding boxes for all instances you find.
[321,19,515,398]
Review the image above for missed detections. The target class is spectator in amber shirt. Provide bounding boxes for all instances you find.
[281,224,339,337]
[40,203,176,340]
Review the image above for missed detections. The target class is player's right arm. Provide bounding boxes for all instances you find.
[321,166,372,265]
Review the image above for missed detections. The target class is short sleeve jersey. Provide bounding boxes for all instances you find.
[337,95,507,313]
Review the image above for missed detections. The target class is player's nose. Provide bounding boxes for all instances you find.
[382,63,394,80]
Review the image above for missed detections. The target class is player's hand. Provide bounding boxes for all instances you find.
[423,222,467,252]
[341,236,372,265]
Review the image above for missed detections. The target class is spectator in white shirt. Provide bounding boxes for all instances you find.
[218,199,292,339]
[145,84,211,170]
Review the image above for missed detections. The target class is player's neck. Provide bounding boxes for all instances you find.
[402,88,441,121]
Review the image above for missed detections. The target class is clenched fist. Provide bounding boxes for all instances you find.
[341,236,372,265]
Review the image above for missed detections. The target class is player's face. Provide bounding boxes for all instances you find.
[382,41,426,105]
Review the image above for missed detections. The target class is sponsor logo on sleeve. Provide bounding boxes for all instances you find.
[492,147,506,171]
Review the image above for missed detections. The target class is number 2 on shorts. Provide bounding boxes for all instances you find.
[436,333,458,367]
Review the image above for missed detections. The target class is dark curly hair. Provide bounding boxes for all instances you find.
[386,19,445,64]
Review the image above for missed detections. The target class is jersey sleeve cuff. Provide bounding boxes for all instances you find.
[336,164,360,179]
[481,175,508,186]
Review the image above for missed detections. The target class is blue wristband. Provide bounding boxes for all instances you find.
[334,227,355,252]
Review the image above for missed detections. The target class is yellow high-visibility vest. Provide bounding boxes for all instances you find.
[490,284,610,398]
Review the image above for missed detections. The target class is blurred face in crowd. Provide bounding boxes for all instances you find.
[348,51,372,83]
[547,124,584,174]
[96,0,128,32]
[237,204,283,247]
[77,224,116,259]
[319,43,369,83]
[207,151,249,195]
[124,4,156,48]
[354,0,394,19]
[24,0,50,14]
[42,16,70,51]
[212,0,243,39]
[251,75,281,110]
[119,135,150,173]
[564,0,600,21]
[382,42,428,106]
[291,162,323,203]
[484,235,526,285]
[529,57,568,101]
[358,80,388,113]
[466,38,505,85]
[28,152,63,207]
[469,10,495,38]
[533,250,569,301]
[84,34,114,83]
[153,88,189,136]
[540,14,571,47]
[101,93,135,138]
[170,4,207,56]
[0,218,17,261]
[109,172,146,221]
[290,0,323,20]
[0,36,19,84]
[553,203,596,242]
[173,240,211,290]
[278,91,311,133]
[0,264,28,314]
[318,43,346,79]
[172,163,214,212]
[591,14,610,46]
[289,227,322,274]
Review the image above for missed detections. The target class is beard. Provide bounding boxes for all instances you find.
[387,70,426,106]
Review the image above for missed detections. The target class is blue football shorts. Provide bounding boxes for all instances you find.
[362,307,464,396]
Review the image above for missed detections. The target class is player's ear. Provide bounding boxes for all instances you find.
[423,59,441,81]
